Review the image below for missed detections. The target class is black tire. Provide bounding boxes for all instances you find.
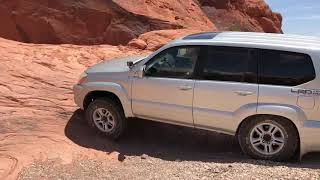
[85,97,127,140]
[238,115,299,161]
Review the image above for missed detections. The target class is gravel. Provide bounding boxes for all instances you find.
[19,154,320,180]
[18,118,320,180]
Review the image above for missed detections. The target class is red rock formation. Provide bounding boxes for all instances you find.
[0,0,281,46]
[128,29,203,51]
[0,0,214,45]
[0,37,150,179]
[199,0,282,33]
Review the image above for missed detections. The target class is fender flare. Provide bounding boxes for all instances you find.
[236,103,308,159]
[256,104,307,129]
[82,82,134,117]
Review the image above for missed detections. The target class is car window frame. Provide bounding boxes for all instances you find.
[143,45,205,79]
[194,46,258,84]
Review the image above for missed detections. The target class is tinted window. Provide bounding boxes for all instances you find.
[260,50,315,86]
[144,46,200,79]
[198,46,257,83]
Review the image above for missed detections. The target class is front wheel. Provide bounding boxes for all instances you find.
[85,97,127,140]
[238,116,299,161]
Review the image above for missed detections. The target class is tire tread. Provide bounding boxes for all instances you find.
[85,97,127,140]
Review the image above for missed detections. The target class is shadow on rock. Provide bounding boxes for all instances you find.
[65,109,320,168]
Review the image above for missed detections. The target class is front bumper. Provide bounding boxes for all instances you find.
[73,85,85,109]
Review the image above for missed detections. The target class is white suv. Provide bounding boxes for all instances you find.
[73,32,320,161]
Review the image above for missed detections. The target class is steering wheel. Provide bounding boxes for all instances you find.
[161,57,174,68]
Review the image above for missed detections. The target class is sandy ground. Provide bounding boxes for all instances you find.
[17,111,320,179]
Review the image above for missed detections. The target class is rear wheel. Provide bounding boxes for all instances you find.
[86,97,127,140]
[238,116,299,161]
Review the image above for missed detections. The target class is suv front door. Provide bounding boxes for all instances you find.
[132,46,202,126]
[193,46,258,133]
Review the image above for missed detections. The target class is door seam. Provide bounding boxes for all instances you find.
[192,80,196,128]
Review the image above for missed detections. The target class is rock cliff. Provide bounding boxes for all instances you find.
[0,0,281,46]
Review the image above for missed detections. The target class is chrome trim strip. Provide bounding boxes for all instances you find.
[304,120,320,128]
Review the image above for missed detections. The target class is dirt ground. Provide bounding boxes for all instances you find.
[17,110,320,179]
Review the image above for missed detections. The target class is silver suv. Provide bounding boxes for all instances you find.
[73,32,320,161]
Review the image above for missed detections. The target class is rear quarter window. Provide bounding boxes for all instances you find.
[259,50,316,86]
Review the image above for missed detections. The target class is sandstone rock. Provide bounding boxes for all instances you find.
[129,29,203,51]
[114,0,215,31]
[0,37,149,179]
[141,154,148,159]
[258,17,281,33]
[0,0,215,45]
[199,0,282,33]
[0,5,22,42]
[0,0,281,46]
[128,39,148,50]
[199,0,233,9]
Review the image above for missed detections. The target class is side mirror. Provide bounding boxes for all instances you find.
[127,61,134,69]
[134,65,145,78]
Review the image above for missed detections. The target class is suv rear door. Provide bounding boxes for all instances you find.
[193,46,259,133]
[257,49,317,120]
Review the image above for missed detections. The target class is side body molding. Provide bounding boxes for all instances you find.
[82,81,134,117]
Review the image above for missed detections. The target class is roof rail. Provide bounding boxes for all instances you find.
[182,32,220,40]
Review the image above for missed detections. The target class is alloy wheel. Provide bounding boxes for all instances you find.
[92,108,116,133]
[249,122,285,155]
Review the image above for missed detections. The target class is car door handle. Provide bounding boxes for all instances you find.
[178,85,193,91]
[235,91,254,96]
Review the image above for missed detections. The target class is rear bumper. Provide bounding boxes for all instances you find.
[300,120,320,158]
[73,85,85,109]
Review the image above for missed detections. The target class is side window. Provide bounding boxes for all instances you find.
[144,46,200,79]
[199,46,257,83]
[260,50,315,86]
